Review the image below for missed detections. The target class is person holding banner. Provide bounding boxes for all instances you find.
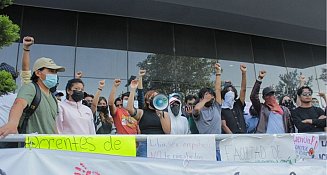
[250,70,294,134]
[127,79,171,157]
[56,78,96,134]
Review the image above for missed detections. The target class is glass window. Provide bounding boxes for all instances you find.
[252,36,285,67]
[216,30,253,63]
[174,25,216,58]
[253,63,288,101]
[17,44,76,77]
[0,43,19,67]
[77,13,127,50]
[128,51,176,93]
[128,18,174,55]
[79,78,128,100]
[75,47,127,79]
[21,7,77,46]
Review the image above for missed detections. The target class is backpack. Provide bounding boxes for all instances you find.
[18,82,57,134]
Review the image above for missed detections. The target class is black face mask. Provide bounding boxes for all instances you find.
[171,105,180,116]
[204,99,214,107]
[71,90,84,102]
[82,100,91,108]
[97,106,108,113]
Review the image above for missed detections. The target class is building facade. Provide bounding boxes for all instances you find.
[0,3,326,106]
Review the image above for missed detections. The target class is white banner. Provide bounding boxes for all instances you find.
[220,135,297,163]
[293,134,319,159]
[147,135,216,161]
[316,139,327,160]
[0,149,326,175]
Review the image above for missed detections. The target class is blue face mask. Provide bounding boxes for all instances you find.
[42,74,58,89]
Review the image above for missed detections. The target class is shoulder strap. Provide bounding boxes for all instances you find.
[18,82,41,134]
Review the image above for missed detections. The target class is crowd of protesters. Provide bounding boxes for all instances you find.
[0,36,326,154]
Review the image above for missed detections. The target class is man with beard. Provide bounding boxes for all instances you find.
[250,70,294,134]
[168,97,190,134]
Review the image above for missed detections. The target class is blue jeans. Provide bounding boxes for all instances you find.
[216,149,221,161]
[136,141,147,157]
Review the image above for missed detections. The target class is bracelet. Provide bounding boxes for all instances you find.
[23,48,30,51]
[216,73,221,76]
[98,88,102,91]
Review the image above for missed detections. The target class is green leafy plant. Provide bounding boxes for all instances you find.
[0,15,20,48]
[0,70,17,96]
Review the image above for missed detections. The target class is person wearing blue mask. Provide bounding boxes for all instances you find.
[0,57,65,137]
[221,64,247,134]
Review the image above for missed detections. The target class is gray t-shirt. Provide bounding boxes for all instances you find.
[193,101,222,134]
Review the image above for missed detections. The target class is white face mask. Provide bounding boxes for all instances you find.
[222,91,235,109]
[123,100,128,108]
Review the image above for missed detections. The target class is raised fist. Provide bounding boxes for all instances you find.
[98,80,105,89]
[214,63,221,74]
[75,71,83,79]
[139,69,146,77]
[23,36,34,48]
[240,64,247,72]
[114,79,121,87]
[130,79,139,89]
[258,70,266,79]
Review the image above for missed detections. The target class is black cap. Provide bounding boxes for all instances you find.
[262,87,275,97]
[125,75,137,87]
[53,91,64,97]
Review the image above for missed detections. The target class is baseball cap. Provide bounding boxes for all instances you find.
[33,57,65,72]
[169,93,182,100]
[0,62,18,79]
[262,87,275,97]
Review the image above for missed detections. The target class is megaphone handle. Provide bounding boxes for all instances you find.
[156,110,165,118]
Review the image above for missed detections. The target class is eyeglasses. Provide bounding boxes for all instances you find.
[116,104,123,107]
[301,93,312,97]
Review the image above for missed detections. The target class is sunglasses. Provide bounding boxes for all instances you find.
[301,93,312,97]
[116,104,123,107]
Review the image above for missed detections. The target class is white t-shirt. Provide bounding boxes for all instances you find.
[0,93,17,127]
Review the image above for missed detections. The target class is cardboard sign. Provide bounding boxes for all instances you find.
[220,135,297,164]
[25,135,136,156]
[293,134,319,159]
[316,138,327,160]
[147,135,216,161]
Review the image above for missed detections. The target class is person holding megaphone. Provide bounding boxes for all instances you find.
[127,79,171,157]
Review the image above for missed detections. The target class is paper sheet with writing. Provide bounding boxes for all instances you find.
[293,134,319,159]
[147,135,216,161]
[220,135,297,164]
[25,135,136,156]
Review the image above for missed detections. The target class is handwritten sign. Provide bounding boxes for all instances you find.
[220,135,297,164]
[316,138,327,160]
[293,134,319,159]
[25,135,136,156]
[147,135,216,161]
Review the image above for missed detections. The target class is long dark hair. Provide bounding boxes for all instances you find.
[65,78,84,99]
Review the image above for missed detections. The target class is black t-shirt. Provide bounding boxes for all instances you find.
[291,106,326,133]
[221,99,246,134]
[139,109,165,134]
